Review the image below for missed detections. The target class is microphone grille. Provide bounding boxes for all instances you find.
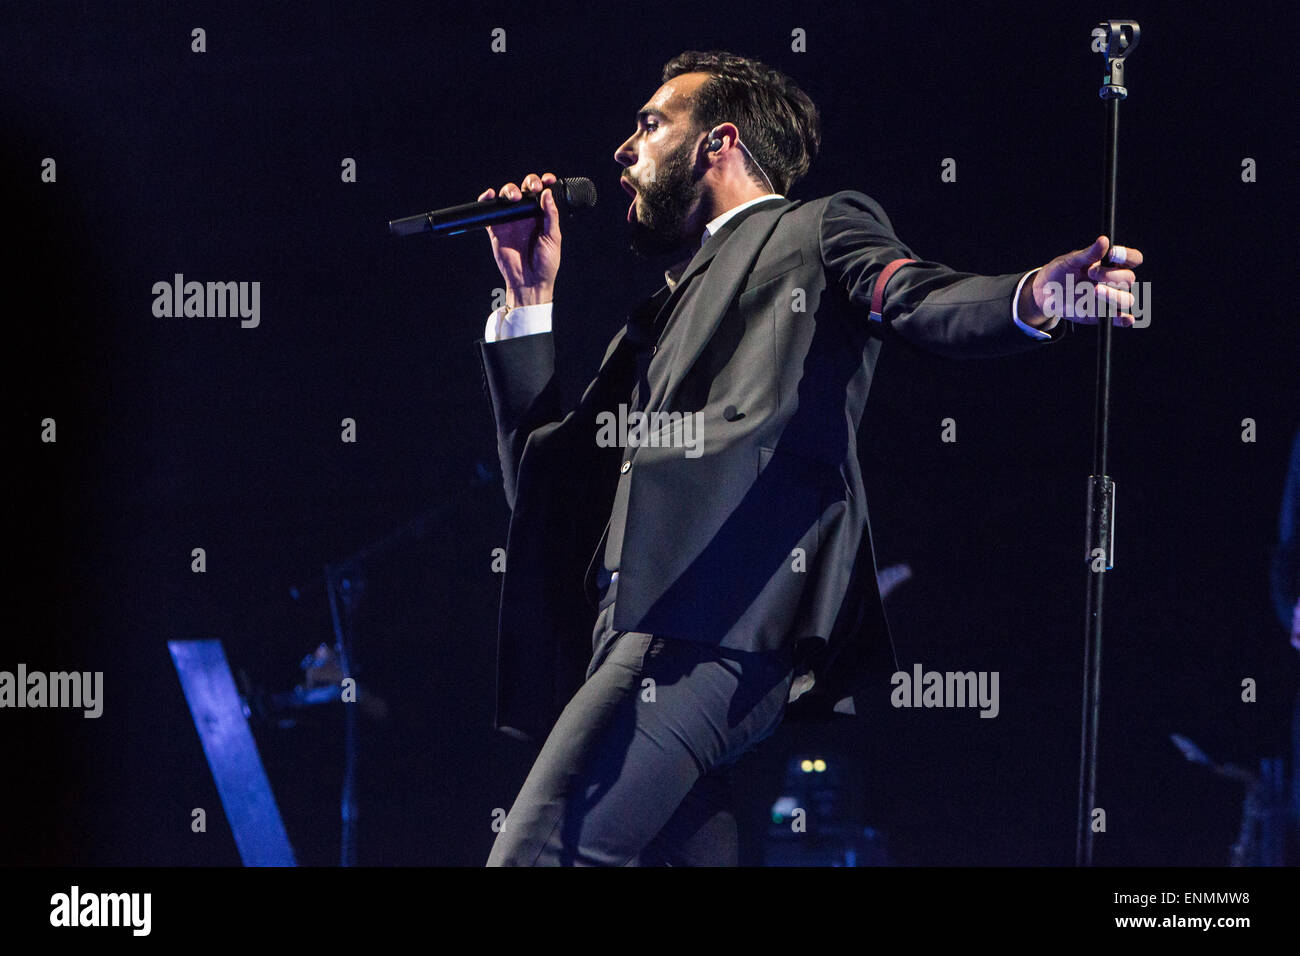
[559,176,597,209]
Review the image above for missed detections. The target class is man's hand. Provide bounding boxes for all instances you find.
[477,172,562,308]
[1019,235,1145,329]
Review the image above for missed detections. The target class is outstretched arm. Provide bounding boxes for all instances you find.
[820,191,1145,358]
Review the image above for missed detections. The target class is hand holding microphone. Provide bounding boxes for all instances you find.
[389,172,596,309]
[476,172,563,308]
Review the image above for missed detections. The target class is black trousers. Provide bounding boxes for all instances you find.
[486,597,795,866]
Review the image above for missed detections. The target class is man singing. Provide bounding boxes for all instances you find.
[473,50,1144,865]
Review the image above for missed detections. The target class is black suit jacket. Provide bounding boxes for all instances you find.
[477,191,1068,743]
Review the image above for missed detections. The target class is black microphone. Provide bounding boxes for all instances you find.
[388,176,597,237]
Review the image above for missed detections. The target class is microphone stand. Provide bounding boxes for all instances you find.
[1077,19,1140,867]
[290,465,495,866]
[324,559,361,868]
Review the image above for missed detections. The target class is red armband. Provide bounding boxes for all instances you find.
[868,258,916,323]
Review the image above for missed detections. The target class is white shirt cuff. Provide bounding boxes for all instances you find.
[484,302,554,342]
[1011,269,1058,339]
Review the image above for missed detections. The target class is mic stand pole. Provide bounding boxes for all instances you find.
[294,467,495,867]
[325,560,362,868]
[1077,18,1140,867]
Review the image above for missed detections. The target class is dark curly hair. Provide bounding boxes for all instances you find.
[662,50,821,196]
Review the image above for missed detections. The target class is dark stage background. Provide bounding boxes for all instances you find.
[3,0,1296,867]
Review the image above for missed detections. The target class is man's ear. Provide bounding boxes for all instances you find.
[693,127,719,173]
[710,122,741,154]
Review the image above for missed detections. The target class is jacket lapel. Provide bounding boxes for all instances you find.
[675,197,790,291]
[650,197,793,412]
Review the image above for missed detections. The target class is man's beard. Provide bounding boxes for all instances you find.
[627,138,703,258]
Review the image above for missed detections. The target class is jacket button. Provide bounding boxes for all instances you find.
[620,460,631,474]
[650,345,657,356]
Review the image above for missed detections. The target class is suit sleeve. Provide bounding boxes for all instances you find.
[477,332,564,510]
[818,190,1069,359]
[476,321,633,512]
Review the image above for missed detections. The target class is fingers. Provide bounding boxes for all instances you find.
[1088,263,1135,287]
[493,172,559,200]
[479,174,562,247]
[1095,281,1135,314]
[481,180,524,244]
[1073,253,1138,326]
[1088,253,1140,316]
[1065,236,1110,268]
[540,185,560,235]
[516,173,562,237]
[1082,239,1145,324]
[1069,236,1146,271]
[1088,262,1136,312]
[521,172,558,192]
[1105,244,1143,267]
[1048,237,1146,328]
